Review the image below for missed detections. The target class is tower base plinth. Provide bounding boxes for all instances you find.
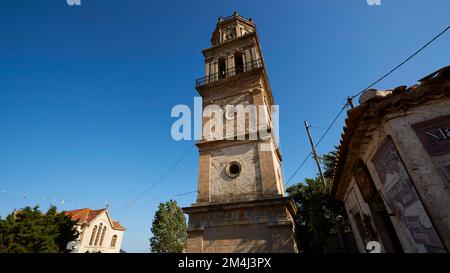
[183,197,299,253]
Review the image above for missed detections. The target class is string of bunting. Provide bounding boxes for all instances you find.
[0,189,197,209]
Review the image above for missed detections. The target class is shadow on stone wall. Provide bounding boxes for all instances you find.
[203,224,297,253]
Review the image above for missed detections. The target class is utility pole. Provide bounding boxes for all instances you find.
[304,121,326,187]
[304,120,346,252]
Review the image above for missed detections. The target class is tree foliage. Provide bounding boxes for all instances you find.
[0,205,79,253]
[321,148,338,180]
[286,150,349,253]
[149,200,187,253]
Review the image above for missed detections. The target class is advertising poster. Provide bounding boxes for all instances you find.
[371,137,445,253]
[412,115,450,183]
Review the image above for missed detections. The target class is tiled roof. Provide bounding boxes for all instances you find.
[331,66,450,199]
[64,208,104,224]
[64,208,125,230]
[112,221,125,231]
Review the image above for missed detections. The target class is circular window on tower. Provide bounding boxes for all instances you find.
[226,161,242,178]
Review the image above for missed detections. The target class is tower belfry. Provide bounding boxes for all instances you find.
[183,13,298,253]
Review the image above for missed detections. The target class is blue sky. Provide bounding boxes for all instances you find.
[0,0,448,252]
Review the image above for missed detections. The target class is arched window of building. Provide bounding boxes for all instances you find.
[234,52,244,74]
[99,226,107,246]
[89,225,97,246]
[110,235,118,248]
[94,223,103,246]
[218,58,226,79]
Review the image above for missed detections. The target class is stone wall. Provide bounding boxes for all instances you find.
[384,98,450,248]
[209,143,262,202]
[340,96,450,252]
[184,198,298,253]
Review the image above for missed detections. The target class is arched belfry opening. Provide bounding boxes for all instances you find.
[234,51,244,74]
[218,57,226,79]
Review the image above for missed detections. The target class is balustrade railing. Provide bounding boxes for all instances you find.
[195,58,262,87]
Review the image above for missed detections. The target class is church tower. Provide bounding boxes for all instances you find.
[183,13,298,253]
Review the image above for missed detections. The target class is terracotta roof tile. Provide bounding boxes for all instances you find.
[331,66,450,199]
[113,221,125,231]
[64,208,125,230]
[64,208,91,224]
[65,208,103,223]
[85,209,105,223]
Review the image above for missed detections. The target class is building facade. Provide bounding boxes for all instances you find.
[65,208,125,253]
[182,13,298,253]
[332,66,450,253]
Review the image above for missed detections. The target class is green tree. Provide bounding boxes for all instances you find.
[0,205,78,253]
[150,200,187,253]
[321,147,338,180]
[286,150,350,253]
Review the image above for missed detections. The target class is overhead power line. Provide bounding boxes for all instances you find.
[111,144,196,214]
[286,103,349,186]
[4,26,449,211]
[286,25,449,186]
[285,153,311,186]
[350,25,450,99]
[314,104,348,148]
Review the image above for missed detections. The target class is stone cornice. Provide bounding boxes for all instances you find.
[202,32,257,56]
[183,196,297,217]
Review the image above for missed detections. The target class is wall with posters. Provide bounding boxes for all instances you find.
[371,137,445,253]
[385,98,450,250]
[333,68,450,252]
[412,115,450,184]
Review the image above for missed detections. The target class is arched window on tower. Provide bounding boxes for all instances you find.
[234,52,244,74]
[99,226,107,246]
[218,58,226,79]
[94,223,103,246]
[110,235,118,248]
[89,225,97,246]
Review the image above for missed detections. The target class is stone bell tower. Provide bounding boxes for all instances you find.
[183,12,298,253]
